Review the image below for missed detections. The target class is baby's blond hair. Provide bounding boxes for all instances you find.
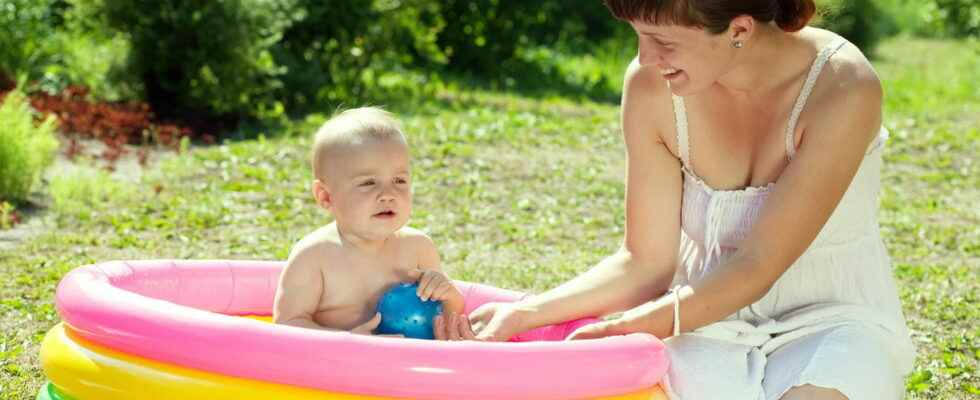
[311,107,406,181]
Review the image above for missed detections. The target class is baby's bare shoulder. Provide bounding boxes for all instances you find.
[286,225,342,271]
[390,226,440,269]
[391,226,436,250]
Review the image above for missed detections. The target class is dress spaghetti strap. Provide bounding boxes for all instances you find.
[785,37,848,160]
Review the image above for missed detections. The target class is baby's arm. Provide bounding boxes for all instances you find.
[413,234,465,315]
[273,243,332,330]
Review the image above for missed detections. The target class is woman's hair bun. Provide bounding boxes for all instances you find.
[775,0,816,32]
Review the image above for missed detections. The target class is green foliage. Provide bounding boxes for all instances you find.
[0,201,15,229]
[272,0,446,112]
[0,0,66,80]
[434,1,619,76]
[16,1,974,122]
[39,30,138,101]
[68,0,300,118]
[817,0,898,54]
[852,0,979,39]
[918,0,980,38]
[0,90,59,204]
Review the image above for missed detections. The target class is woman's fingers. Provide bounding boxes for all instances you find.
[457,314,477,340]
[474,311,513,342]
[447,313,462,341]
[467,303,495,332]
[566,322,613,341]
[433,315,447,340]
[433,313,478,341]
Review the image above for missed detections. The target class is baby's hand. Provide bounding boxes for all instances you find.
[413,269,463,304]
[351,313,403,338]
[351,312,383,334]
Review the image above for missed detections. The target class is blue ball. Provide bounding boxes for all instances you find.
[375,283,443,339]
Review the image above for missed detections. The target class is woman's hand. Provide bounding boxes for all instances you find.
[467,302,532,342]
[433,312,476,341]
[433,302,529,342]
[433,302,528,342]
[567,300,666,340]
[565,319,627,340]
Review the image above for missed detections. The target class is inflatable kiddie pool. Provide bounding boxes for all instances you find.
[38,260,669,399]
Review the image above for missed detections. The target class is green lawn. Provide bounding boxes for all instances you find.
[1,37,977,399]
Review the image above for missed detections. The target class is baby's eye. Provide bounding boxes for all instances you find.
[359,180,375,187]
[395,177,409,184]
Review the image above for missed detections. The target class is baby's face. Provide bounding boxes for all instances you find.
[326,139,412,241]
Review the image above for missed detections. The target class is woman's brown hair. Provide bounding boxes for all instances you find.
[603,0,816,33]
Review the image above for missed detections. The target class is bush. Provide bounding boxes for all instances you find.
[39,29,139,102]
[0,201,17,229]
[816,0,898,54]
[68,0,300,120]
[272,0,447,112]
[918,0,980,38]
[0,0,66,81]
[435,1,619,77]
[0,90,60,203]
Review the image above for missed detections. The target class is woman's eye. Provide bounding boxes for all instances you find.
[650,37,672,48]
[359,181,375,187]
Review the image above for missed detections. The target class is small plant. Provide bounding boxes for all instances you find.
[0,200,18,229]
[0,89,59,204]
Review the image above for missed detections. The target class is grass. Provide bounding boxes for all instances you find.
[1,36,978,399]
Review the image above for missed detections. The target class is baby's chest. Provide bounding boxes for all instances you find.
[317,262,415,311]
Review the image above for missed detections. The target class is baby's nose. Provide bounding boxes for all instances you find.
[378,190,396,202]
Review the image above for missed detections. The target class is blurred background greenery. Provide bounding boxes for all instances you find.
[1,0,977,124]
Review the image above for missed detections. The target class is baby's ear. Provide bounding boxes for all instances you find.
[311,179,333,210]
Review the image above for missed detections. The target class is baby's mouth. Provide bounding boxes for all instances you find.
[374,210,396,218]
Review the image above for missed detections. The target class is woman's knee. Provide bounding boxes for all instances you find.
[780,384,848,400]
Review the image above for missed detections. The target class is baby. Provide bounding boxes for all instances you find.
[273,107,465,336]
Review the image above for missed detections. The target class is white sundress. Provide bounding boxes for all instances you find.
[662,37,916,400]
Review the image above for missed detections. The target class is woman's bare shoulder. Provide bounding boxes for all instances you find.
[621,57,676,146]
[807,28,882,103]
[801,29,884,143]
[623,57,672,99]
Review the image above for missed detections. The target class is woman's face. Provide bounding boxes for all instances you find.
[630,19,733,96]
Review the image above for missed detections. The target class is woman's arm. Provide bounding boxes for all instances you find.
[576,58,886,339]
[471,60,685,339]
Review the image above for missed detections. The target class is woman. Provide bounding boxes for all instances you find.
[435,1,914,399]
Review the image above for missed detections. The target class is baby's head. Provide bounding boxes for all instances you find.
[311,107,412,241]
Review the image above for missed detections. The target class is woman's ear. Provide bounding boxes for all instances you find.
[312,179,333,210]
[728,15,756,43]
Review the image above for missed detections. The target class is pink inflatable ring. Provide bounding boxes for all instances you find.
[45,260,669,399]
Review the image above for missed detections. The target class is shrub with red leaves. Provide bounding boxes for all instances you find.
[0,84,218,166]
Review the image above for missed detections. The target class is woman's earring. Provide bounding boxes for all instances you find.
[732,41,743,49]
